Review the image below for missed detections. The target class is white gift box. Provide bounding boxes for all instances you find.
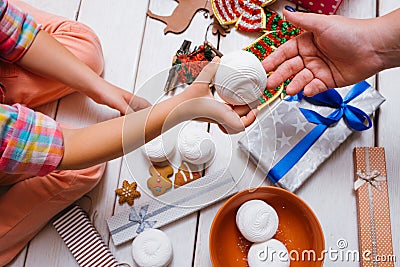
[107,168,238,245]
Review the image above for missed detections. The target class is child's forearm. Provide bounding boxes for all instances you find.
[17,30,103,94]
[58,91,195,170]
[17,30,149,114]
[57,58,257,170]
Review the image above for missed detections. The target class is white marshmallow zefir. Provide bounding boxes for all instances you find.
[143,135,176,163]
[131,229,173,267]
[247,239,290,267]
[214,50,267,106]
[177,128,216,165]
[236,199,279,242]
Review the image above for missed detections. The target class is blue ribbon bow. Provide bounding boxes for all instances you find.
[129,205,157,234]
[267,81,372,183]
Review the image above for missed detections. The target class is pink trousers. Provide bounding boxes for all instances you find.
[0,1,106,265]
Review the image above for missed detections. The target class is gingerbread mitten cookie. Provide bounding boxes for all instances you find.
[174,162,202,188]
[147,165,174,196]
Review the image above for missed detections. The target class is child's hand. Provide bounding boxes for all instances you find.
[17,30,151,114]
[60,57,259,170]
[84,82,151,114]
[181,58,258,134]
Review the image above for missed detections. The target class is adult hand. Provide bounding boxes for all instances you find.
[262,9,385,96]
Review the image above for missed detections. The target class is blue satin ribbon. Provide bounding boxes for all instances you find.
[267,81,372,184]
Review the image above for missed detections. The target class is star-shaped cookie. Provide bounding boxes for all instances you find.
[115,180,141,206]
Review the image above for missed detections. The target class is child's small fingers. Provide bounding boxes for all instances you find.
[221,109,258,134]
[194,57,220,83]
[232,105,252,117]
[240,109,258,128]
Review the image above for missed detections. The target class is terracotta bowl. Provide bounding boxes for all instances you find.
[209,186,325,266]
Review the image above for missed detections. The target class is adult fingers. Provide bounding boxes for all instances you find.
[262,38,299,73]
[303,78,328,96]
[266,55,304,90]
[283,9,328,33]
[285,68,314,95]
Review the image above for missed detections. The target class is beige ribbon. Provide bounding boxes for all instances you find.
[354,170,386,191]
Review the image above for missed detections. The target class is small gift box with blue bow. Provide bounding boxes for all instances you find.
[107,169,237,245]
[239,81,385,192]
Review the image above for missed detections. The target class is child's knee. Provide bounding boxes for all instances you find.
[57,163,106,201]
[60,21,105,75]
[73,163,106,193]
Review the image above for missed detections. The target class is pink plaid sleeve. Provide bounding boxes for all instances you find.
[0,0,40,62]
[0,104,64,176]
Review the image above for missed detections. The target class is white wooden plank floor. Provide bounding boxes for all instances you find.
[5,0,400,266]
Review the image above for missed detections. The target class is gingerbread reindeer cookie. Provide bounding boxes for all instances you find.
[174,162,202,188]
[147,165,174,196]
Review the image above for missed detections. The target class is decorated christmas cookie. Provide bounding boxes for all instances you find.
[212,0,277,32]
[174,162,202,188]
[115,180,141,206]
[147,165,174,196]
[243,10,304,105]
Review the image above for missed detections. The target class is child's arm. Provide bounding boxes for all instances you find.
[16,30,150,113]
[0,0,148,113]
[58,60,258,170]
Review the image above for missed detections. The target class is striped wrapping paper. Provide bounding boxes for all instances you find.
[53,204,119,267]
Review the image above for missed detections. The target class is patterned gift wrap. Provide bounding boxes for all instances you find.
[289,0,343,14]
[353,147,395,267]
[53,204,119,267]
[243,10,303,105]
[238,81,385,192]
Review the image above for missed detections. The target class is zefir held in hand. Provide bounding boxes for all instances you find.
[214,50,267,108]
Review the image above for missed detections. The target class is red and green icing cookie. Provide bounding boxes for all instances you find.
[243,10,304,104]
